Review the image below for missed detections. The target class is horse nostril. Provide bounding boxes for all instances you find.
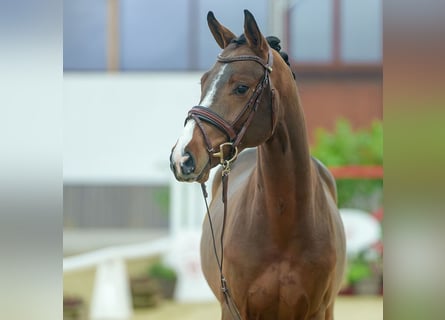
[180,152,195,175]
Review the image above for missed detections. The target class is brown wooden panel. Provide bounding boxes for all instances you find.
[292,69,382,144]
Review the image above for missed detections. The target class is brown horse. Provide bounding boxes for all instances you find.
[170,10,346,320]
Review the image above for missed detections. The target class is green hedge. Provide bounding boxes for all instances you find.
[311,119,383,210]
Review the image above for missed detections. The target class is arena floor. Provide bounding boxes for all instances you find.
[64,256,382,320]
[132,296,383,320]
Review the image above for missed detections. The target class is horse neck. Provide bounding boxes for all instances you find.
[254,87,316,237]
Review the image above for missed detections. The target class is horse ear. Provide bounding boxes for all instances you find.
[207,11,236,49]
[243,10,268,57]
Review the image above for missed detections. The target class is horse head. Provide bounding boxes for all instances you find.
[170,10,291,183]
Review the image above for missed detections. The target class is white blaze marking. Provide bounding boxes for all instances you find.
[200,64,227,107]
[172,119,196,168]
[173,64,227,171]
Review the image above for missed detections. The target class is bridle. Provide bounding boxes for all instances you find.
[183,48,274,320]
[185,48,274,174]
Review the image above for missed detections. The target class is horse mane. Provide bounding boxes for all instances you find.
[232,34,296,79]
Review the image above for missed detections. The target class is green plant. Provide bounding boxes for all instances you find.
[147,260,178,299]
[311,119,383,210]
[346,246,383,295]
[347,254,373,285]
[153,186,170,216]
[148,261,177,281]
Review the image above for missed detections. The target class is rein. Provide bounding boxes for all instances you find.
[184,49,274,320]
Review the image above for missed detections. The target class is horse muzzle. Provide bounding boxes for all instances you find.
[169,148,209,183]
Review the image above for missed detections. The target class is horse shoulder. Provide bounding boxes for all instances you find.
[311,156,337,204]
[310,157,347,302]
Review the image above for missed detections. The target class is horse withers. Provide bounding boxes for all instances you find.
[170,10,346,320]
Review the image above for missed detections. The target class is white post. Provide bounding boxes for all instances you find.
[170,177,183,237]
[186,184,195,229]
[90,258,133,320]
[268,0,289,43]
[170,178,208,234]
[167,176,215,301]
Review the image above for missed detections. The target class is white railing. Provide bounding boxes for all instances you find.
[64,237,171,320]
[63,237,172,273]
[63,177,215,320]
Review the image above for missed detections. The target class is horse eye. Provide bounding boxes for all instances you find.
[234,85,249,95]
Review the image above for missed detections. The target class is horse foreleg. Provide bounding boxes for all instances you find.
[220,301,246,320]
[220,303,234,320]
[324,304,334,320]
[309,304,334,320]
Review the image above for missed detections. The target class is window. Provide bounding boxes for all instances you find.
[63,0,107,70]
[119,1,190,70]
[63,0,268,71]
[63,0,381,71]
[290,0,333,63]
[341,0,382,63]
[288,0,382,65]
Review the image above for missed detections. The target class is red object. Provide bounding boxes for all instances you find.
[329,165,383,179]
[372,208,384,222]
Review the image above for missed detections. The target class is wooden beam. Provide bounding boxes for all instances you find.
[329,166,383,179]
[107,0,119,71]
[332,0,341,65]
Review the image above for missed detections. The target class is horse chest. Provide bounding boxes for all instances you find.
[243,261,310,318]
[223,233,330,316]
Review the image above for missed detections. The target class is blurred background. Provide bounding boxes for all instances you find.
[63,0,382,319]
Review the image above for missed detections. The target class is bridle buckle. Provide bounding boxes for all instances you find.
[213,142,239,175]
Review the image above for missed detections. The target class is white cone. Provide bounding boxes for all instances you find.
[90,258,133,320]
[164,231,214,302]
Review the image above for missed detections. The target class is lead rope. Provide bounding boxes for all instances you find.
[201,175,243,320]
